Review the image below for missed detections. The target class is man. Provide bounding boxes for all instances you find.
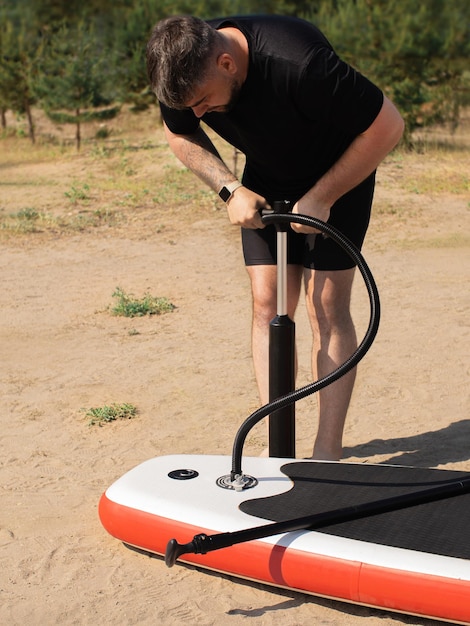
[146,14,404,460]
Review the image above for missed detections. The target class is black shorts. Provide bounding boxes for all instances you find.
[242,173,375,271]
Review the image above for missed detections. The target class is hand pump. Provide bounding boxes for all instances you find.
[268,200,295,457]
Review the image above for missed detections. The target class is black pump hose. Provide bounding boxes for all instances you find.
[230,213,380,481]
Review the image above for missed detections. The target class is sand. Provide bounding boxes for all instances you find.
[1,111,469,625]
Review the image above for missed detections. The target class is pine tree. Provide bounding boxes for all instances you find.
[316,0,470,146]
[31,21,120,150]
[0,18,38,141]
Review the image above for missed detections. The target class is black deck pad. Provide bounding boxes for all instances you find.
[239,462,470,559]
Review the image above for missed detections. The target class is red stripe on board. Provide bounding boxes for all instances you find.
[99,493,470,624]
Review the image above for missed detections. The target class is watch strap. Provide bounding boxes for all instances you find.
[218,181,243,203]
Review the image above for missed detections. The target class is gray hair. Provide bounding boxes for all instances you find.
[146,15,220,109]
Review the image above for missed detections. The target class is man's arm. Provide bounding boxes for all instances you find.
[164,123,266,229]
[292,96,405,232]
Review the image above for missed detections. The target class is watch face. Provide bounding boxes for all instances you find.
[219,186,231,202]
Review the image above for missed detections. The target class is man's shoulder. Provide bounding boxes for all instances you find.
[208,14,332,56]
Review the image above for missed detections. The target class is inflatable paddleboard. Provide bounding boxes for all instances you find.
[99,454,470,624]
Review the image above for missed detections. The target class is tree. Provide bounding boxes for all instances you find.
[107,0,161,112]
[0,17,38,141]
[316,0,470,146]
[31,22,120,149]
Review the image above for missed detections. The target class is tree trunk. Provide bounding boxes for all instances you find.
[25,101,35,144]
[76,108,81,150]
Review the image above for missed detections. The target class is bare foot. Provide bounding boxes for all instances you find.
[309,445,343,461]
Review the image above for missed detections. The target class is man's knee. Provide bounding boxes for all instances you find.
[306,270,355,332]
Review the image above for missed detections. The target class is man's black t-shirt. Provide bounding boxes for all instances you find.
[160,15,384,201]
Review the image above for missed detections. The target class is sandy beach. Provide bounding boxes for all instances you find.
[1,109,469,625]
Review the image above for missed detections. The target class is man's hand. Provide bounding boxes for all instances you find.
[226,186,269,229]
[290,196,331,234]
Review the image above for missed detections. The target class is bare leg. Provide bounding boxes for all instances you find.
[304,267,357,460]
[246,264,302,405]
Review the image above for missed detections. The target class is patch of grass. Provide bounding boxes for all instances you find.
[152,166,215,207]
[95,126,111,140]
[16,207,40,220]
[389,151,470,195]
[394,232,470,250]
[0,206,120,235]
[373,198,423,221]
[65,183,91,203]
[85,402,137,426]
[90,143,111,159]
[118,154,137,176]
[0,207,53,233]
[65,208,120,231]
[374,201,404,217]
[404,170,469,195]
[110,286,175,317]
[98,178,153,207]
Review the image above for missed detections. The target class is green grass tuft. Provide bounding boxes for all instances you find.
[110,286,175,317]
[85,402,137,426]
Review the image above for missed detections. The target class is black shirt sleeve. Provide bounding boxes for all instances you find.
[159,102,200,135]
[296,45,384,135]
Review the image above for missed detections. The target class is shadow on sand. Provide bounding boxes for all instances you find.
[343,419,470,467]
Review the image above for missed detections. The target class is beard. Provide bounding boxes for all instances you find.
[218,77,243,114]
